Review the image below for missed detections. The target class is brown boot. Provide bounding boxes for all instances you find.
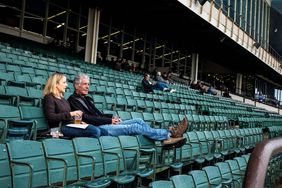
[169,117,188,138]
[162,137,187,149]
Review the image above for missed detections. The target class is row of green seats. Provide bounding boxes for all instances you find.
[151,154,250,188]
[178,128,261,167]
[0,104,49,143]
[1,136,167,187]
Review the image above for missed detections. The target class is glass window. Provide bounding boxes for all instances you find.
[154,43,164,67]
[122,33,134,60]
[222,0,229,16]
[229,0,235,21]
[109,27,121,57]
[134,37,144,63]
[0,1,21,28]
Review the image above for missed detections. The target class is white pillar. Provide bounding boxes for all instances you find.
[236,73,243,94]
[85,8,100,64]
[190,53,199,82]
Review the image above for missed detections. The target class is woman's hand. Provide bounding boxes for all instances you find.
[70,110,83,117]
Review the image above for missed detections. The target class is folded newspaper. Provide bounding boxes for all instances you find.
[66,124,89,129]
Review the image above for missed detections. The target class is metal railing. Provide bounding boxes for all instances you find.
[244,137,282,188]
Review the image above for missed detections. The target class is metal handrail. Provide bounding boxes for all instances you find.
[244,137,282,188]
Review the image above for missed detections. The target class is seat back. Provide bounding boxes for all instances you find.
[151,180,174,188]
[189,170,210,188]
[42,139,78,185]
[234,157,247,171]
[215,162,233,180]
[171,174,195,188]
[19,106,49,132]
[72,137,104,178]
[0,144,11,188]
[186,132,202,158]
[99,136,125,174]
[202,166,222,186]
[7,140,47,187]
[118,136,139,170]
[0,104,23,142]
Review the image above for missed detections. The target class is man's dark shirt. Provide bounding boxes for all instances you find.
[68,93,112,126]
[142,79,154,93]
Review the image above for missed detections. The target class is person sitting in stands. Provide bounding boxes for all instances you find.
[206,86,217,95]
[155,71,169,84]
[68,73,188,147]
[42,72,104,138]
[190,80,198,89]
[142,74,176,93]
[142,73,155,93]
[222,88,231,98]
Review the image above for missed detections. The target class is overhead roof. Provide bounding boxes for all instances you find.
[272,0,282,14]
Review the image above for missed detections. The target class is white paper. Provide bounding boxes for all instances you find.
[66,124,89,129]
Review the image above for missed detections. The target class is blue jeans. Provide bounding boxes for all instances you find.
[154,82,169,90]
[100,118,169,140]
[61,125,109,138]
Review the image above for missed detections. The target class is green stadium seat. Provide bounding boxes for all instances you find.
[170,174,195,188]
[126,98,137,112]
[5,86,39,106]
[203,166,232,187]
[0,144,12,188]
[0,104,36,143]
[189,170,221,188]
[104,96,116,111]
[117,111,132,121]
[99,136,136,185]
[7,140,48,187]
[234,157,247,172]
[92,94,106,110]
[72,137,112,188]
[153,112,164,128]
[195,131,214,163]
[185,132,205,166]
[116,97,127,111]
[118,135,155,186]
[0,72,15,86]
[215,162,240,188]
[6,64,21,74]
[19,106,49,135]
[130,112,144,120]
[225,160,244,186]
[151,180,173,188]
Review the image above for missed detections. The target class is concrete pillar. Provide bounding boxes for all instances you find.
[85,8,100,64]
[236,73,243,94]
[190,53,199,82]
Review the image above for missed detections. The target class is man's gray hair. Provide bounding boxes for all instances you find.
[73,73,90,86]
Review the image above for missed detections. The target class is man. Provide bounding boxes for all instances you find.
[142,74,155,93]
[68,74,188,147]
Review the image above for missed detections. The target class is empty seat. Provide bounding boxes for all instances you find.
[0,144,11,188]
[99,136,136,185]
[7,140,48,187]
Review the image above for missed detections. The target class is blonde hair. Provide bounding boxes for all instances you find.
[43,72,66,98]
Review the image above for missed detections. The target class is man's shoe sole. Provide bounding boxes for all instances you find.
[162,138,187,150]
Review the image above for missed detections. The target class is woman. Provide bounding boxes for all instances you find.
[43,72,103,138]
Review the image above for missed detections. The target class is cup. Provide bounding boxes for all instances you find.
[74,115,82,124]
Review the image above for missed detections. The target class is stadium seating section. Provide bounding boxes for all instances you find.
[0,42,282,187]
